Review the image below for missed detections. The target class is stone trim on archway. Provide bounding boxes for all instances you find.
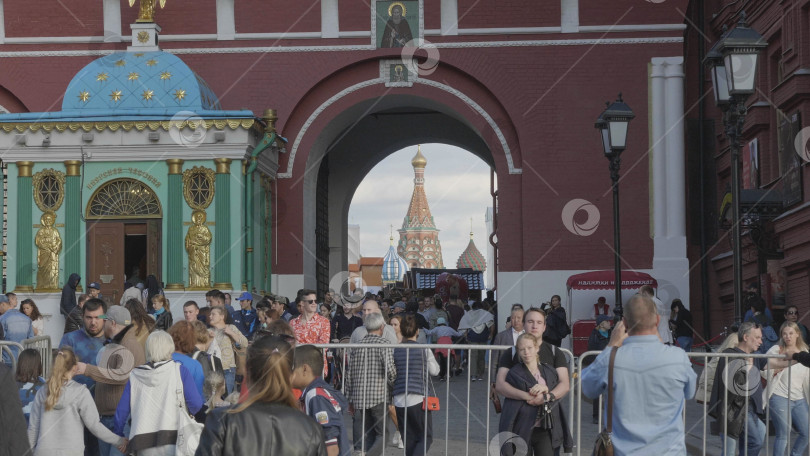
[281,77,521,179]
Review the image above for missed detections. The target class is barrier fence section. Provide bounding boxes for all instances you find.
[0,340,25,373]
[575,349,803,456]
[23,335,52,379]
[315,342,576,456]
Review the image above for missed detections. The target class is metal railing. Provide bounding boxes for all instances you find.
[314,342,576,455]
[23,335,52,379]
[0,340,25,372]
[574,349,808,456]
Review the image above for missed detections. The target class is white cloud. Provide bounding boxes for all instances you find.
[349,144,491,268]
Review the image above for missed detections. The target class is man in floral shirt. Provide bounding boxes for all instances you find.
[290,289,331,375]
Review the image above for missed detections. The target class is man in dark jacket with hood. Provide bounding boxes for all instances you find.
[60,273,81,317]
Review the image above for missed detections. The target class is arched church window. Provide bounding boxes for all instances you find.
[183,166,215,210]
[33,169,65,212]
[87,178,162,219]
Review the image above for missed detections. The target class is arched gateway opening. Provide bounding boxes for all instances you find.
[299,94,500,295]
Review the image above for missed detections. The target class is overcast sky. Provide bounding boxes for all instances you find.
[349,144,492,267]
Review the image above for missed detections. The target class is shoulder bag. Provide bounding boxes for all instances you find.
[593,346,618,456]
[175,364,204,456]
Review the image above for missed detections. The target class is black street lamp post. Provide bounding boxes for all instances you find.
[705,13,767,322]
[596,94,635,319]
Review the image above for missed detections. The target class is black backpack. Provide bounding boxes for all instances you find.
[192,349,224,379]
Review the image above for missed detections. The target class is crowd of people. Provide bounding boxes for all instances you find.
[5,272,810,456]
[0,275,539,456]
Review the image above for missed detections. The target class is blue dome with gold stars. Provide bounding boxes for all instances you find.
[63,50,220,112]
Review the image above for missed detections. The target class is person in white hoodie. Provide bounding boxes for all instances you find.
[27,347,126,456]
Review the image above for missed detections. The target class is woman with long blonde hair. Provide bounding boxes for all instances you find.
[766,321,810,456]
[196,336,326,455]
[27,348,125,455]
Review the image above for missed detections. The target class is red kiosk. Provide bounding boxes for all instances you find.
[565,270,658,356]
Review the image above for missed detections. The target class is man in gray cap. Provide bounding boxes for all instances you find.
[76,305,145,456]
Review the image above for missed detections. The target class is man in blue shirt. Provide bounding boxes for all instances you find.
[582,294,696,456]
[59,298,107,388]
[0,294,33,364]
[292,344,351,456]
[231,292,258,339]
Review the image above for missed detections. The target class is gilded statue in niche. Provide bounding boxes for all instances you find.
[129,0,167,23]
[186,210,212,289]
[35,211,62,291]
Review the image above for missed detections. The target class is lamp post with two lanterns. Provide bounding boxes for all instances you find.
[595,94,635,319]
[705,13,767,322]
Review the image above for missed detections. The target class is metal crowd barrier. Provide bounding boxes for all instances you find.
[314,342,576,456]
[574,349,806,456]
[23,335,52,379]
[0,340,25,373]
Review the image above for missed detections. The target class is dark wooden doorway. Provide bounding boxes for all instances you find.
[87,220,161,305]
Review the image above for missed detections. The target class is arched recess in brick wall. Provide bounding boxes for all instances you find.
[0,86,29,114]
[280,65,520,293]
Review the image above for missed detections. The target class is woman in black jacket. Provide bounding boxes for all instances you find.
[196,336,327,456]
[669,299,693,352]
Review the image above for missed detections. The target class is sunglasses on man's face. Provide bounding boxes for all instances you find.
[786,311,798,315]
[303,299,316,304]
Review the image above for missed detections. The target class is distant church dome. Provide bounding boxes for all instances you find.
[457,232,486,272]
[62,50,221,112]
[411,146,427,168]
[383,240,410,284]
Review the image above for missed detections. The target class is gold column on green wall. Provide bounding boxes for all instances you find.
[63,161,81,285]
[213,158,232,290]
[15,162,34,292]
[165,159,185,290]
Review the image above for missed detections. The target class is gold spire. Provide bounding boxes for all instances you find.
[470,217,474,239]
[411,145,427,168]
[390,224,395,244]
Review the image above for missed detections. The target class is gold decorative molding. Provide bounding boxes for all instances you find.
[213,282,233,290]
[183,166,215,210]
[16,161,34,177]
[13,285,34,293]
[166,159,184,175]
[165,283,185,291]
[0,118,255,134]
[214,158,231,174]
[33,169,66,212]
[64,160,81,176]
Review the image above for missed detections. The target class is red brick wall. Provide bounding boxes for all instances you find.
[457,0,560,29]
[235,0,321,34]
[5,0,104,37]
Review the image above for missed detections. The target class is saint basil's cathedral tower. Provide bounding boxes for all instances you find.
[398,147,444,269]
